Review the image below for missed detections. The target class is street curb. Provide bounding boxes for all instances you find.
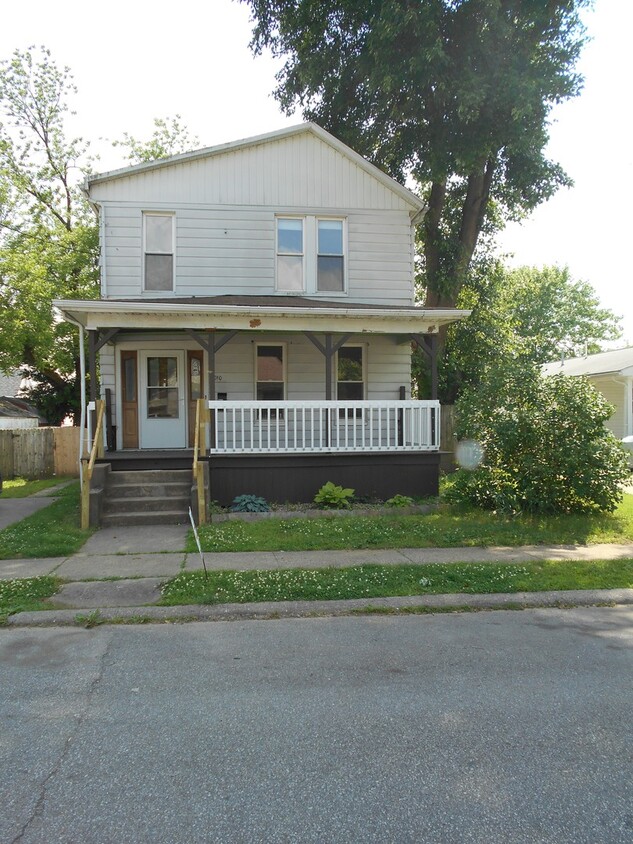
[6,588,633,627]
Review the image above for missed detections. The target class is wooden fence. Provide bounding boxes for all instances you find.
[0,427,80,479]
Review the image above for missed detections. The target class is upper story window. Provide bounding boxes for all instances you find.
[144,213,174,291]
[276,216,346,295]
[276,218,304,292]
[317,220,344,292]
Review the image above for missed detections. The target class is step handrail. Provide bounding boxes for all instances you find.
[193,398,207,525]
[81,399,105,530]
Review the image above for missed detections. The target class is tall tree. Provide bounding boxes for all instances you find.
[436,263,622,402]
[0,46,99,420]
[112,115,200,164]
[243,0,588,306]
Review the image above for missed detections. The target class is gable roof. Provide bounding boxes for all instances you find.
[84,122,426,213]
[542,347,633,378]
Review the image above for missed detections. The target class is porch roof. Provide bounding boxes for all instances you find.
[53,295,470,335]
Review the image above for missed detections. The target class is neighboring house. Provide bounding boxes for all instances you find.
[0,372,40,430]
[54,123,468,521]
[542,347,633,452]
[0,397,39,430]
[0,371,24,398]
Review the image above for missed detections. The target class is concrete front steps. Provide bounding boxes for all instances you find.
[102,469,193,527]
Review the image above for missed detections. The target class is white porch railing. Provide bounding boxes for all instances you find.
[207,400,440,454]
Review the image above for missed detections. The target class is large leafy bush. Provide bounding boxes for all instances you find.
[447,366,629,514]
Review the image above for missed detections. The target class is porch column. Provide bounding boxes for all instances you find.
[304,332,353,399]
[185,329,238,450]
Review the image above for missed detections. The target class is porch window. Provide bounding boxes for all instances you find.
[337,346,365,417]
[276,218,304,292]
[144,213,174,291]
[256,344,285,419]
[317,219,344,292]
[256,345,285,400]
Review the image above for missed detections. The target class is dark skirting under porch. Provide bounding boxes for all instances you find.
[207,451,441,506]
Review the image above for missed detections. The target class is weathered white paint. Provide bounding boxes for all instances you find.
[55,298,466,335]
[101,332,412,450]
[98,204,416,306]
[88,126,423,307]
[208,400,440,454]
[89,128,420,212]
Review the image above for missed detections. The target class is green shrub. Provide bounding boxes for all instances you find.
[230,494,270,513]
[314,481,355,509]
[447,365,629,514]
[385,494,415,508]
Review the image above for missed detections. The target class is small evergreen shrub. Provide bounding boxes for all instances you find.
[446,365,629,514]
[314,481,355,509]
[230,494,270,513]
[385,494,415,508]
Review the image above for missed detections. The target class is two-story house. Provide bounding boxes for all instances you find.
[55,123,468,525]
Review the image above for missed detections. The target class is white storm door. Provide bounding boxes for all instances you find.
[139,351,186,448]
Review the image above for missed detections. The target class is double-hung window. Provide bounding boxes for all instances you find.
[256,344,285,419]
[276,218,304,292]
[256,344,285,401]
[144,213,174,291]
[317,219,344,292]
[337,346,365,418]
[276,216,346,294]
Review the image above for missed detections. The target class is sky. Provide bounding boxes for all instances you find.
[2,0,631,343]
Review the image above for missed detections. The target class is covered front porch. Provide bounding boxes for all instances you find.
[53,296,468,525]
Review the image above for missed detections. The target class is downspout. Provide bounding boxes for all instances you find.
[62,312,87,479]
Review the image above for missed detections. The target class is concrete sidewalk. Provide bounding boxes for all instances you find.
[2,520,633,625]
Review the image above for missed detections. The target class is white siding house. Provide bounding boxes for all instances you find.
[543,347,633,463]
[55,123,469,517]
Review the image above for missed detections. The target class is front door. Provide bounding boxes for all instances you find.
[139,351,187,449]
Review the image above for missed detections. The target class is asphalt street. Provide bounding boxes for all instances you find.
[2,607,632,843]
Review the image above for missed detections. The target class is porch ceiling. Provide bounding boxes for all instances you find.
[53,296,470,335]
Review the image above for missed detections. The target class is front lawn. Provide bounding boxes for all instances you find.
[0,576,60,623]
[161,559,633,607]
[0,482,94,559]
[1,477,72,499]
[188,494,633,553]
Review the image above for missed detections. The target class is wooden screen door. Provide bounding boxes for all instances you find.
[188,350,204,447]
[121,350,139,449]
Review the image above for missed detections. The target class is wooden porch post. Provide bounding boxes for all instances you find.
[410,333,438,400]
[304,332,353,399]
[185,329,238,452]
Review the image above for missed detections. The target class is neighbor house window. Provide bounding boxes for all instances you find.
[317,219,344,292]
[276,218,304,292]
[144,213,174,291]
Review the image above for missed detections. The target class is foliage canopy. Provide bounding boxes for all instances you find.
[243,0,589,304]
[447,365,630,514]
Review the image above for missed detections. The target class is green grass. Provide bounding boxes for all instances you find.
[160,558,633,607]
[0,576,60,623]
[1,477,72,498]
[189,495,633,553]
[0,482,94,559]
